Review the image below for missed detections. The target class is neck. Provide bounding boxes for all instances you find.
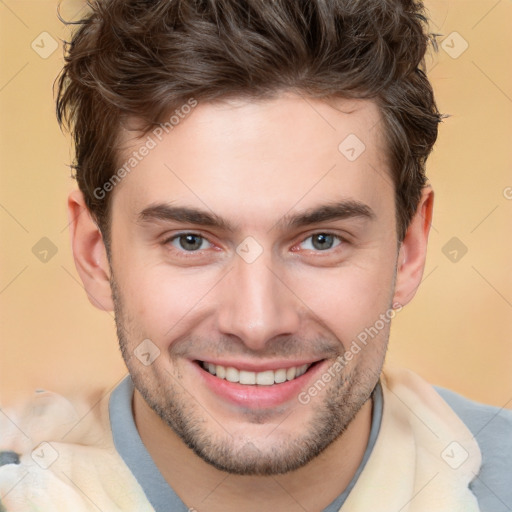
[133,390,373,512]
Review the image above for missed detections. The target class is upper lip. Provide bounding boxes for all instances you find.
[194,358,323,372]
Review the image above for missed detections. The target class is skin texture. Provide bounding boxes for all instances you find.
[68,94,433,511]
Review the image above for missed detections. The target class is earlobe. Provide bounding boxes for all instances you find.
[67,189,114,311]
[392,186,434,308]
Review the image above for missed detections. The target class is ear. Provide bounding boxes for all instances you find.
[67,189,114,311]
[392,186,434,307]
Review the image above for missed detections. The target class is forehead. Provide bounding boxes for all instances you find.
[112,94,392,227]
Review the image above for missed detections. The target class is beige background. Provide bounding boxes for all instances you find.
[1,1,511,407]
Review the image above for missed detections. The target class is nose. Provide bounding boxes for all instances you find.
[216,252,301,352]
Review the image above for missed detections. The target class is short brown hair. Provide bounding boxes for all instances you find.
[56,0,442,247]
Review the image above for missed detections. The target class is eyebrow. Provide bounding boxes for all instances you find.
[137,203,234,231]
[137,200,375,232]
[279,200,375,230]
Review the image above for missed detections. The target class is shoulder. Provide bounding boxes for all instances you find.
[435,386,512,451]
[0,385,153,511]
[435,386,512,512]
[0,386,112,452]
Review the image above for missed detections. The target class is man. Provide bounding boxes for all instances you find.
[0,0,510,510]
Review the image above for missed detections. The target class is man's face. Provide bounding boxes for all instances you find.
[109,94,399,475]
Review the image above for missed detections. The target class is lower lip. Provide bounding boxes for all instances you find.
[191,359,327,409]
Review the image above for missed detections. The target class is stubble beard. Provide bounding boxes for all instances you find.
[111,273,388,476]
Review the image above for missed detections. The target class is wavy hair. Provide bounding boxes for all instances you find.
[56,0,442,247]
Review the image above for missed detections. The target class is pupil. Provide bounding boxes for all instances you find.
[180,234,202,251]
[313,234,333,250]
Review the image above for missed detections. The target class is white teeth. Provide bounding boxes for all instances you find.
[256,370,275,386]
[286,366,296,381]
[274,368,287,384]
[239,370,256,385]
[201,361,313,385]
[296,364,308,377]
[225,367,239,383]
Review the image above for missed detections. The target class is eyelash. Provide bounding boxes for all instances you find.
[163,233,213,255]
[162,231,346,258]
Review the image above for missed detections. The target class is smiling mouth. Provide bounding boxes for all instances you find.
[196,360,322,386]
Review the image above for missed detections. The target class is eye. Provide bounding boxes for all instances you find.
[167,233,213,252]
[299,233,342,251]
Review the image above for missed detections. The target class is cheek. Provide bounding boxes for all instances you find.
[117,261,220,344]
[292,261,395,343]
